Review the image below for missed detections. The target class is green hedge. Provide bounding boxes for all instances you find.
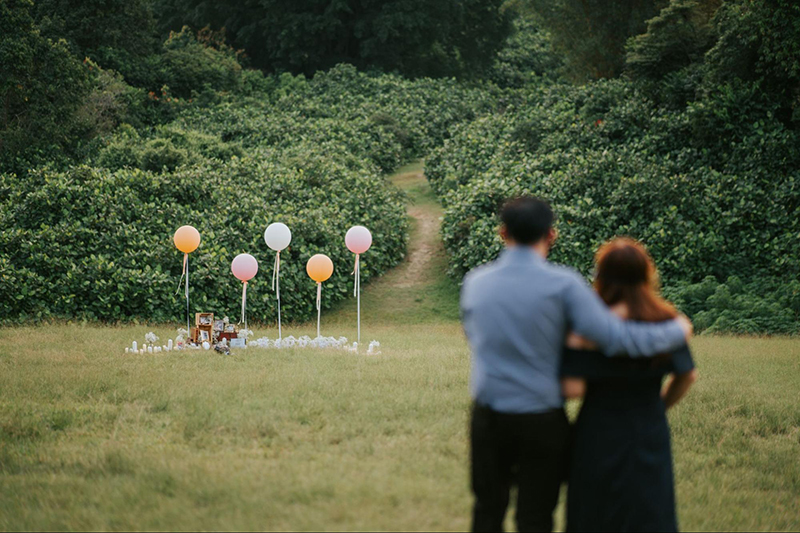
[0,64,504,323]
[429,79,800,332]
[0,152,406,323]
[170,65,501,171]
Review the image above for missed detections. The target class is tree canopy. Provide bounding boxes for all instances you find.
[0,0,90,171]
[519,0,668,81]
[155,0,514,78]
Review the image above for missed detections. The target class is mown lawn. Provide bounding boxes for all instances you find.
[0,324,798,531]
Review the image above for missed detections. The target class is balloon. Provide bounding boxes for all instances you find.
[346,226,372,254]
[306,254,334,283]
[264,223,292,251]
[174,225,200,253]
[231,253,258,281]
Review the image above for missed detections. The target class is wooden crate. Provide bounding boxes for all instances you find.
[195,312,214,327]
[191,326,213,344]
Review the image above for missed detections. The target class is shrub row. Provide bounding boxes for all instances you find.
[428,79,800,332]
[0,153,406,323]
[0,65,500,323]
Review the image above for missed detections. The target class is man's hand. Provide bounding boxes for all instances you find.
[565,332,596,350]
[676,314,693,341]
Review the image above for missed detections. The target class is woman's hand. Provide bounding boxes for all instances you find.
[562,377,586,398]
[662,369,698,409]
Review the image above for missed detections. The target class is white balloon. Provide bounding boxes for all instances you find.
[345,225,372,254]
[202,341,210,350]
[264,222,292,251]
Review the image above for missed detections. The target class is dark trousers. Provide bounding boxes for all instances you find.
[471,403,570,533]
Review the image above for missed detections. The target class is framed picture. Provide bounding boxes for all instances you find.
[225,325,235,333]
[214,320,224,331]
[196,312,213,326]
[199,330,210,342]
[230,338,246,348]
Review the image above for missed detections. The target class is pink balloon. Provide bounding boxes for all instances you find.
[346,226,372,254]
[231,253,258,281]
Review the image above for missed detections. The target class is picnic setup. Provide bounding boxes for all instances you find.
[124,222,380,355]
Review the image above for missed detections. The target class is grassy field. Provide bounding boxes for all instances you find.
[1,166,799,531]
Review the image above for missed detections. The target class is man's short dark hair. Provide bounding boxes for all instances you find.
[499,196,554,245]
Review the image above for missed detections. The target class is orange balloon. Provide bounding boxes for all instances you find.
[174,225,200,253]
[306,254,334,283]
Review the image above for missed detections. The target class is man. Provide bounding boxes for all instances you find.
[460,196,693,532]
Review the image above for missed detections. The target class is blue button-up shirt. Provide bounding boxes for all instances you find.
[460,247,686,414]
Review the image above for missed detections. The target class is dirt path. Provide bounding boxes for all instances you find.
[385,165,442,288]
[329,161,460,326]
[395,203,438,288]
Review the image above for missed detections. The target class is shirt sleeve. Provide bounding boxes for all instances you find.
[562,272,687,357]
[669,345,696,375]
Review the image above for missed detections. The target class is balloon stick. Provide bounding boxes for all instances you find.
[273,251,282,339]
[354,254,361,344]
[241,281,248,332]
[185,254,190,335]
[316,282,322,338]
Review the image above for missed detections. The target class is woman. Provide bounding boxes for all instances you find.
[561,237,698,532]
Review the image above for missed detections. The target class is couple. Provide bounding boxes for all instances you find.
[461,196,697,532]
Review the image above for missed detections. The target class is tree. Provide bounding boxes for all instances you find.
[522,0,668,81]
[626,0,722,81]
[0,0,90,173]
[154,0,513,78]
[704,0,800,125]
[33,0,159,64]
[489,15,564,87]
[158,27,243,97]
[624,0,799,122]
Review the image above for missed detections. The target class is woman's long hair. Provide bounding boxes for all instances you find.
[594,237,678,323]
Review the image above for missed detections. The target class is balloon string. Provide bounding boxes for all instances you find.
[176,253,187,295]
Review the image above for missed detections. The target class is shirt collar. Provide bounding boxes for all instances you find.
[498,246,545,264]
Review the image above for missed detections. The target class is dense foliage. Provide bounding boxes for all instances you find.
[0,65,494,323]
[0,153,406,323]
[1,1,246,171]
[519,0,668,81]
[32,0,159,63]
[2,0,798,333]
[428,0,800,333]
[429,80,800,281]
[156,0,514,79]
[488,16,563,88]
[0,0,91,172]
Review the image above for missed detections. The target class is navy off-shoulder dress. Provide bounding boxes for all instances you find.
[561,346,695,533]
